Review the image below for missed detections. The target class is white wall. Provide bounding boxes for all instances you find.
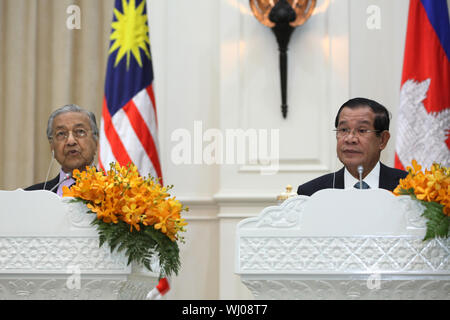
[349,0,409,166]
[147,0,410,299]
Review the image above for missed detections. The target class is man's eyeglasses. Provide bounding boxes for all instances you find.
[334,128,380,138]
[51,128,90,141]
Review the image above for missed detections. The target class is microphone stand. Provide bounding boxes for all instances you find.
[357,165,363,190]
[50,174,72,193]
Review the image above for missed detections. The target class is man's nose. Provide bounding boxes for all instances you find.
[65,131,78,144]
[344,130,358,143]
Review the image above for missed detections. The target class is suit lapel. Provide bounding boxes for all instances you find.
[45,175,60,193]
[379,162,396,190]
[334,168,345,189]
[379,163,386,189]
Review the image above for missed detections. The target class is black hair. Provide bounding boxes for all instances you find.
[334,97,390,135]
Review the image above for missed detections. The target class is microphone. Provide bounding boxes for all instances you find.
[50,173,72,193]
[357,165,364,190]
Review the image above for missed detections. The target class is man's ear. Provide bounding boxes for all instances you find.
[49,140,55,158]
[379,130,390,150]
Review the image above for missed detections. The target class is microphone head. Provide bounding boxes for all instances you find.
[357,165,363,174]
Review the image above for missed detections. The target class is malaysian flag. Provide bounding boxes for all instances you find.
[99,0,163,183]
[395,0,450,169]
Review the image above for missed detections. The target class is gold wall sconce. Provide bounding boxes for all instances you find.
[250,0,316,118]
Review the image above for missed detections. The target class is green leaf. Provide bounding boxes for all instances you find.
[91,219,181,278]
[419,200,450,241]
[397,188,416,197]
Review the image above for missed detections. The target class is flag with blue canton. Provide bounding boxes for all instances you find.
[99,0,162,183]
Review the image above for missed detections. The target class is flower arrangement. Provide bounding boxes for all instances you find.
[63,163,188,278]
[393,160,449,240]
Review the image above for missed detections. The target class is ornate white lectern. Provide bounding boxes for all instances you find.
[0,190,159,299]
[236,189,449,299]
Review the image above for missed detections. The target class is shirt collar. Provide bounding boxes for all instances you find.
[59,163,97,181]
[59,169,71,182]
[57,169,76,197]
[344,161,380,189]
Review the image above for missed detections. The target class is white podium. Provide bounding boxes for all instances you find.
[0,190,159,300]
[236,189,450,299]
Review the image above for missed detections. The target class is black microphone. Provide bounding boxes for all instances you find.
[50,173,72,193]
[357,165,364,189]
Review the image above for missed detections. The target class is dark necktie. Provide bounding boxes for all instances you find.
[353,181,370,189]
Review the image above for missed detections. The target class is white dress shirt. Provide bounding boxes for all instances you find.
[57,169,76,197]
[344,161,380,189]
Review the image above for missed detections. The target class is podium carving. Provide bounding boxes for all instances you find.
[0,190,159,299]
[236,189,450,299]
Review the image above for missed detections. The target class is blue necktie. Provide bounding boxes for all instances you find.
[354,181,370,189]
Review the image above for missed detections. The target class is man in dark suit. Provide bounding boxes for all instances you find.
[25,104,99,195]
[25,174,61,193]
[297,98,408,196]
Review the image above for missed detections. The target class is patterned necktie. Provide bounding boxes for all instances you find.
[353,181,370,189]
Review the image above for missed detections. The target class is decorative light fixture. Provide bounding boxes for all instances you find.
[250,0,316,118]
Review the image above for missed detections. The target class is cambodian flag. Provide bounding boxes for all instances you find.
[395,0,450,169]
[99,0,163,183]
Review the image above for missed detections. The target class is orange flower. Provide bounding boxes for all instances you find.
[407,159,422,175]
[63,162,188,239]
[394,160,450,217]
[122,201,145,231]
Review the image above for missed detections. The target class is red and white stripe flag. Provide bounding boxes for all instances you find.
[99,0,163,183]
[100,0,169,298]
[146,278,170,300]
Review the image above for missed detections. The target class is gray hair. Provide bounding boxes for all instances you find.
[47,104,99,141]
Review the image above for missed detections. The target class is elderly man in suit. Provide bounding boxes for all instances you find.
[25,104,98,196]
[297,97,408,196]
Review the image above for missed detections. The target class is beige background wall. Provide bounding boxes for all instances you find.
[0,0,420,299]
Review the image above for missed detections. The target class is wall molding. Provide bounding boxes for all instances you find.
[176,193,278,220]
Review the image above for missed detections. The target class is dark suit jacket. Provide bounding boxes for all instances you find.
[297,163,408,196]
[24,175,60,193]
